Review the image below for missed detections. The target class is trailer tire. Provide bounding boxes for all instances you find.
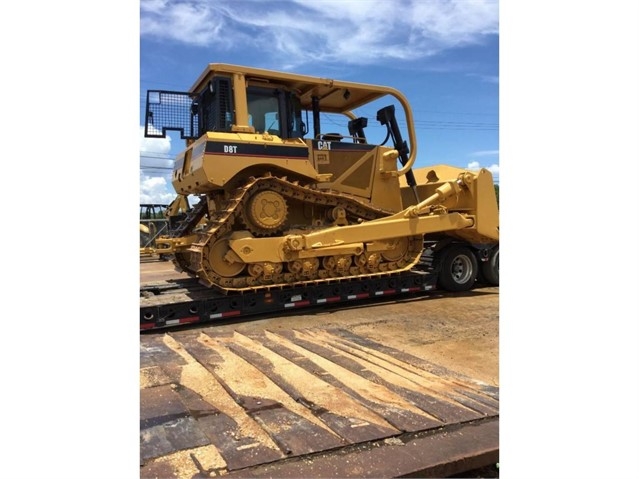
[438,245,478,292]
[481,246,499,286]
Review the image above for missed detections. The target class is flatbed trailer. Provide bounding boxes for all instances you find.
[139,244,492,332]
[140,259,499,478]
[141,269,438,332]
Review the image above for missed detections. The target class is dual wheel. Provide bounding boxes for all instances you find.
[437,244,499,292]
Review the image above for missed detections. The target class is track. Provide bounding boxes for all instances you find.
[140,326,499,478]
[171,175,425,292]
[141,244,444,331]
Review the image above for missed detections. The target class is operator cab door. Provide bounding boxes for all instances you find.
[246,86,306,139]
[247,87,280,135]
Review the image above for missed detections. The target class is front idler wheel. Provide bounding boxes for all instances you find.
[207,236,246,278]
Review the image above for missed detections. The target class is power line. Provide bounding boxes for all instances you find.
[140,153,174,161]
[319,113,497,131]
[141,165,173,170]
[138,93,498,131]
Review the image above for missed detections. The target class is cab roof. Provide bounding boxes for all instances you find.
[190,63,410,114]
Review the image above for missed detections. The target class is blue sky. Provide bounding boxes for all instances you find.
[139,0,500,204]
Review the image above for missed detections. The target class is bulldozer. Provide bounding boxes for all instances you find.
[143,63,499,293]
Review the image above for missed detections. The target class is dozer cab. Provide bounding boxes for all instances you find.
[143,63,499,293]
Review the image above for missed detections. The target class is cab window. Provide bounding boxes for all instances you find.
[247,88,280,134]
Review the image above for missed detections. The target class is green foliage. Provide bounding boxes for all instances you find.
[494,184,499,207]
[140,205,168,220]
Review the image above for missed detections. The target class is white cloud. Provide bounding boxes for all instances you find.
[140,0,498,66]
[141,1,228,47]
[140,125,171,155]
[140,126,175,204]
[140,174,176,205]
[409,0,498,43]
[468,149,499,178]
[467,160,499,178]
[466,73,499,84]
[470,149,499,157]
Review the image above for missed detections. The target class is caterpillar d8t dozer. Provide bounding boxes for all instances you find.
[144,63,499,293]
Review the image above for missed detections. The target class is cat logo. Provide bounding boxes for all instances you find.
[316,141,332,151]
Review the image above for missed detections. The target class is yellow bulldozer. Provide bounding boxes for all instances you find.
[143,63,499,293]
